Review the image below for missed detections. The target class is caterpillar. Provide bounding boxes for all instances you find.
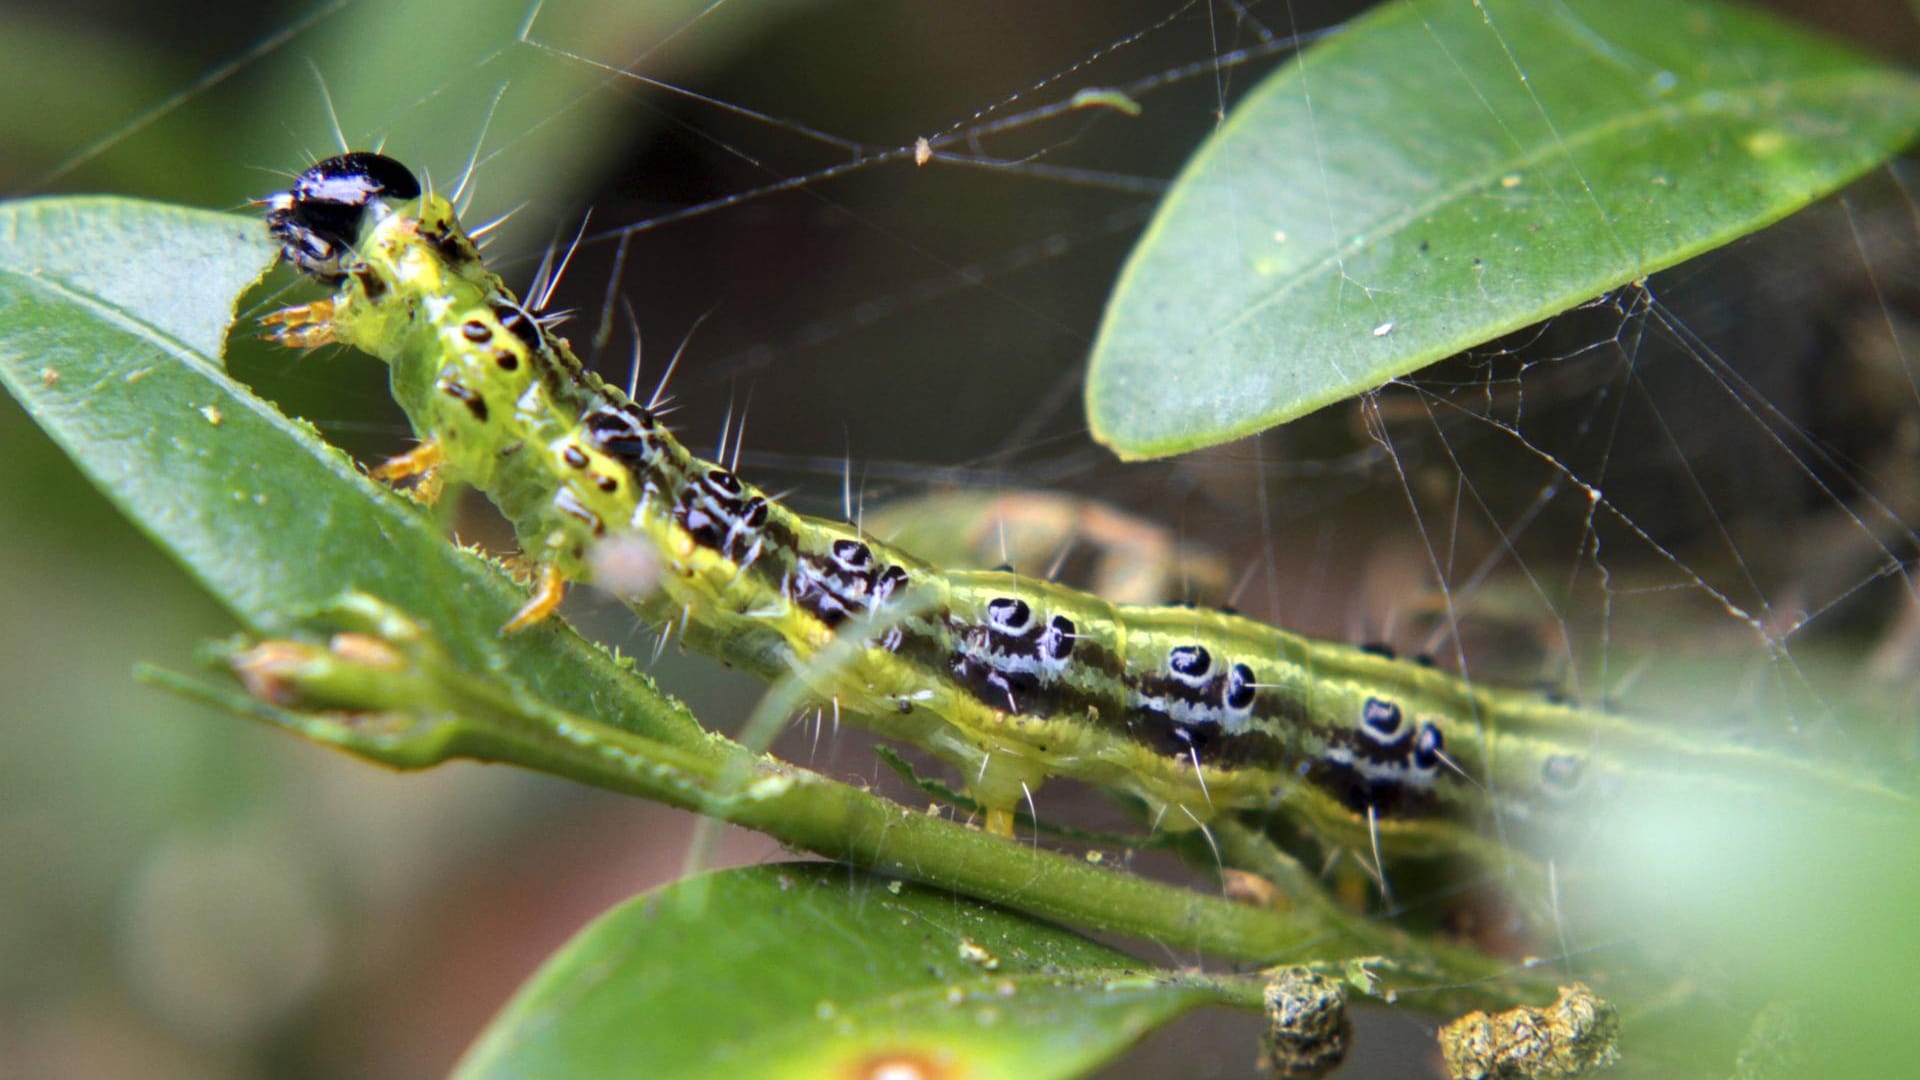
[260,152,1904,879]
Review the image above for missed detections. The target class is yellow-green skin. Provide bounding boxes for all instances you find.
[298,189,1905,877]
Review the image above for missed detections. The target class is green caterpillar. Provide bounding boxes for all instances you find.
[261,152,1903,874]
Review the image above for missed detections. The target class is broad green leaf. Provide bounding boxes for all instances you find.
[456,863,1232,1080]
[1087,0,1920,459]
[0,196,706,752]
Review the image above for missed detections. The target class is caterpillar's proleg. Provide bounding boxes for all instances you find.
[984,807,1016,837]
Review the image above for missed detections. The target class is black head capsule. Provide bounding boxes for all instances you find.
[265,152,422,281]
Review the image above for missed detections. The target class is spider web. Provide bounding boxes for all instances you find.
[5,1,1918,1076]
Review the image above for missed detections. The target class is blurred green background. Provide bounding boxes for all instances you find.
[2,1,1917,1077]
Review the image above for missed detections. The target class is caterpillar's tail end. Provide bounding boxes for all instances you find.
[502,565,568,634]
[260,301,338,349]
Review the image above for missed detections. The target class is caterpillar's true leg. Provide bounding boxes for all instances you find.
[503,564,567,633]
[260,300,338,348]
[371,441,446,505]
[371,441,444,481]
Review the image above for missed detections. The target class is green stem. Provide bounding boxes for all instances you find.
[141,596,1535,1010]
[153,658,1324,960]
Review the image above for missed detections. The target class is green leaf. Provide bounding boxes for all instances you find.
[0,196,706,752]
[1086,0,1920,459]
[456,863,1234,1080]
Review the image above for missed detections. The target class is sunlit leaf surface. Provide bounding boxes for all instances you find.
[458,863,1230,1080]
[1088,0,1920,458]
